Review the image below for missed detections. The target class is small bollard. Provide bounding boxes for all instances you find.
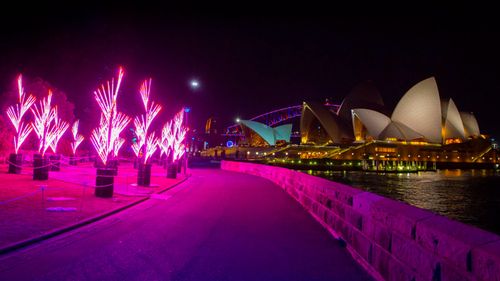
[40,184,47,210]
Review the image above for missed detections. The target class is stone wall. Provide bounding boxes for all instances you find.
[221,160,500,281]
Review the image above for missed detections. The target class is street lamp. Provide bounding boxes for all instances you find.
[190,79,200,90]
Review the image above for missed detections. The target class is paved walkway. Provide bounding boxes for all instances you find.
[0,168,372,280]
[0,162,186,250]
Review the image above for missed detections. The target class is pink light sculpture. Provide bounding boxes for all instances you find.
[173,109,188,161]
[71,120,84,155]
[159,119,175,159]
[31,91,59,157]
[90,67,131,165]
[144,132,159,162]
[159,108,187,162]
[49,109,69,153]
[6,75,36,153]
[113,137,126,157]
[132,78,162,164]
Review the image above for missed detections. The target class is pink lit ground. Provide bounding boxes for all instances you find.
[0,168,372,281]
[0,162,186,249]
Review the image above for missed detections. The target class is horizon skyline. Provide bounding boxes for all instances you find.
[1,7,498,138]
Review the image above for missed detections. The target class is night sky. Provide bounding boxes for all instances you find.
[1,5,499,138]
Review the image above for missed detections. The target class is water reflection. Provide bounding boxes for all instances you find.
[307,169,500,235]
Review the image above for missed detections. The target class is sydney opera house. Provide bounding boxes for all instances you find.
[208,77,496,169]
[300,77,480,145]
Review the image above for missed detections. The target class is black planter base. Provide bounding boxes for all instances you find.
[8,153,22,174]
[166,163,177,179]
[33,154,49,180]
[95,168,115,198]
[95,160,119,175]
[137,163,152,186]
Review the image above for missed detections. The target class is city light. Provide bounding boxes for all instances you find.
[90,67,131,165]
[190,79,200,89]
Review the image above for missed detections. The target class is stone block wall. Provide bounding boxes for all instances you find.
[222,160,500,281]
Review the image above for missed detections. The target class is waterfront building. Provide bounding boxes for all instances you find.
[206,77,496,168]
[238,120,292,146]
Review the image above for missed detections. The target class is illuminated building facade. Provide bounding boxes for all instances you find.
[302,77,481,145]
[208,77,496,168]
[238,120,292,147]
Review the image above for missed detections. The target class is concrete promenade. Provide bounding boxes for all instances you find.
[222,160,500,281]
[0,168,372,280]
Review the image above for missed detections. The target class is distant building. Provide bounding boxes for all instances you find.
[238,120,292,147]
[203,117,223,148]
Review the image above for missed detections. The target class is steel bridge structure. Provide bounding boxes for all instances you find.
[223,103,340,137]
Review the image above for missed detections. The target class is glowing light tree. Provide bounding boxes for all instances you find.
[160,108,188,179]
[132,78,162,186]
[6,75,36,174]
[31,91,59,180]
[69,120,84,165]
[159,119,175,167]
[90,67,131,197]
[47,109,69,171]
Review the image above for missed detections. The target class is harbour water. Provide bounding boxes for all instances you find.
[307,169,500,235]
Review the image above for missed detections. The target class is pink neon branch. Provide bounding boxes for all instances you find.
[159,108,187,162]
[71,120,84,155]
[140,78,151,110]
[159,120,174,158]
[113,137,125,157]
[49,109,69,154]
[91,67,131,165]
[133,78,162,164]
[31,91,58,156]
[144,132,159,163]
[6,74,36,153]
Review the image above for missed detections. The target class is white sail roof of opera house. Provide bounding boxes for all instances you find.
[351,108,391,139]
[350,77,481,144]
[460,112,480,137]
[300,76,481,145]
[301,101,352,144]
[379,121,424,141]
[274,123,293,141]
[239,120,292,146]
[391,77,442,143]
[441,98,466,140]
